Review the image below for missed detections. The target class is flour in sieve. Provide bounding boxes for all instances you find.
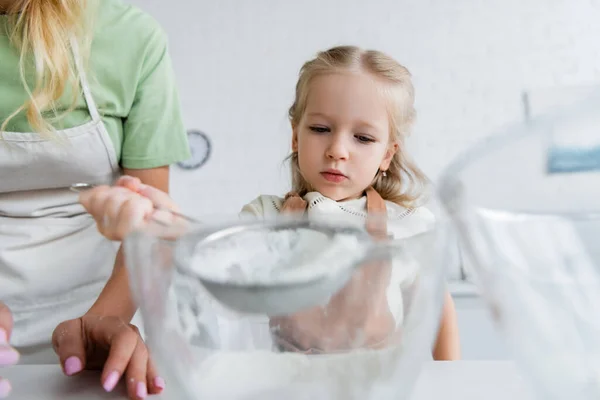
[189,228,367,285]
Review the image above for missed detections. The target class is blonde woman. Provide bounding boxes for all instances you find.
[80,46,461,360]
[0,0,190,398]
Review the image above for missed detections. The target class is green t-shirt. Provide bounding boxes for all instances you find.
[0,0,190,169]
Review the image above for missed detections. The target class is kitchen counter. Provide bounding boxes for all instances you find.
[1,360,536,399]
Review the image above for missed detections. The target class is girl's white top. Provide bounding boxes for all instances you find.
[240,192,434,238]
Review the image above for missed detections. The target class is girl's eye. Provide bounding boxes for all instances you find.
[356,135,375,143]
[309,126,329,133]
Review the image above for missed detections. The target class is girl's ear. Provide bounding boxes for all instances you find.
[292,127,299,152]
[380,142,399,170]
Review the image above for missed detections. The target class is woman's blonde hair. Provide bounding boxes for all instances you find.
[1,0,92,137]
[287,45,429,208]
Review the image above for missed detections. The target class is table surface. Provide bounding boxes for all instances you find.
[2,360,537,399]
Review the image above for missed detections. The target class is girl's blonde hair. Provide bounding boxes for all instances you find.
[1,0,92,137]
[287,45,429,208]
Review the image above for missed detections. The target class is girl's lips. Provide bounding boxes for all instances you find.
[321,172,347,183]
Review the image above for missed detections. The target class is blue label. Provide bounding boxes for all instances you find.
[547,146,600,174]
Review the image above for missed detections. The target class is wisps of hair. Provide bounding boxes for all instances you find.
[1,0,93,138]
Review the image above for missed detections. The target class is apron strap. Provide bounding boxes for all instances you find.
[365,187,388,239]
[69,37,102,123]
[365,186,387,214]
[280,192,308,213]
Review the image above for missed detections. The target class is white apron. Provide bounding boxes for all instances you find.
[0,39,121,364]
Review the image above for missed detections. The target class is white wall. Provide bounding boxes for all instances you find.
[127,0,600,216]
[126,0,600,360]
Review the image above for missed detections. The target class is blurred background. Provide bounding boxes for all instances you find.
[126,0,600,359]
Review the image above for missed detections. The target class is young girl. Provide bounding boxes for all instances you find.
[81,45,461,360]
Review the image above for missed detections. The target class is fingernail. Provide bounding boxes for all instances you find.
[153,376,165,390]
[0,329,7,344]
[136,382,147,399]
[103,371,120,392]
[64,356,82,376]
[0,347,19,366]
[0,379,11,398]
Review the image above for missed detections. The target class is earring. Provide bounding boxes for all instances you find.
[382,170,387,177]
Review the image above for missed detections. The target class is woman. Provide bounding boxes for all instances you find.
[0,0,190,398]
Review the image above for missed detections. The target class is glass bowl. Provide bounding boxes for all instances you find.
[438,88,600,399]
[125,209,452,400]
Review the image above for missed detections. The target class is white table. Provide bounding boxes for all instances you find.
[1,361,537,399]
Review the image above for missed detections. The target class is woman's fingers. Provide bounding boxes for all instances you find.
[0,303,18,367]
[79,185,153,241]
[146,357,165,395]
[124,333,149,399]
[0,303,17,399]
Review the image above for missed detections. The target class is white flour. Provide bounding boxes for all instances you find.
[189,228,367,285]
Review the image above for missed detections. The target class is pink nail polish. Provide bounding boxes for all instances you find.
[136,382,147,399]
[64,356,82,376]
[0,379,11,398]
[153,376,165,390]
[0,329,7,344]
[0,347,19,366]
[103,371,120,392]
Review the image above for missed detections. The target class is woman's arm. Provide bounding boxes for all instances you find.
[52,171,176,399]
[85,167,170,321]
[432,290,461,360]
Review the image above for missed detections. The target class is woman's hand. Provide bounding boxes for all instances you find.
[79,176,178,242]
[0,302,18,398]
[52,314,165,399]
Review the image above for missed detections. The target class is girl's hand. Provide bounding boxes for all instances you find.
[52,314,165,399]
[79,176,177,242]
[270,261,397,353]
[0,302,18,398]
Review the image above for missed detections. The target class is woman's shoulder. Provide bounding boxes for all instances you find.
[91,0,168,58]
[94,0,164,34]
